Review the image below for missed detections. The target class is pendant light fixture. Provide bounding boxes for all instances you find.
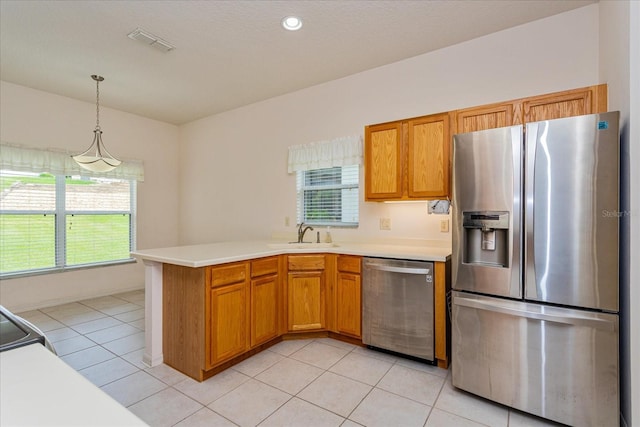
[72,75,121,172]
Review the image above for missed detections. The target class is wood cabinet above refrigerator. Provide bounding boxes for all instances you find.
[453,84,608,134]
[365,112,450,201]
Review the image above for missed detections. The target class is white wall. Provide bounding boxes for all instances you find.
[178,4,600,246]
[0,81,181,311]
[600,1,640,425]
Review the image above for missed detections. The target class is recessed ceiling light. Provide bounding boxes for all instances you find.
[281,16,302,31]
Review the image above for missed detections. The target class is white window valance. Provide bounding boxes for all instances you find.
[287,135,362,173]
[0,142,144,181]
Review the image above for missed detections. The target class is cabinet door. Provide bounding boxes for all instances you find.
[454,102,521,134]
[407,113,450,198]
[251,274,279,347]
[336,271,361,338]
[288,271,325,331]
[365,121,403,200]
[523,84,607,123]
[209,282,248,366]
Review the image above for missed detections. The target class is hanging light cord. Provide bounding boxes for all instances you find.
[93,74,103,131]
[72,74,121,172]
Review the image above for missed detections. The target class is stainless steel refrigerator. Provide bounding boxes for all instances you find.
[451,112,620,426]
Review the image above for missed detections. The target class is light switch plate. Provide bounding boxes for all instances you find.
[380,218,391,230]
[440,219,449,232]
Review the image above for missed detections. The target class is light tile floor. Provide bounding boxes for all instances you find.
[18,291,562,427]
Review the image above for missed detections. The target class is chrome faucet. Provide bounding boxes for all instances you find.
[297,222,314,243]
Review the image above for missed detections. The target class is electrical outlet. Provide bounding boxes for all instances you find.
[440,219,449,232]
[380,218,391,230]
[284,216,290,227]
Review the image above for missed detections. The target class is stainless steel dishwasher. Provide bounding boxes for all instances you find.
[362,257,435,362]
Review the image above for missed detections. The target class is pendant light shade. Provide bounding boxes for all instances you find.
[72,75,121,172]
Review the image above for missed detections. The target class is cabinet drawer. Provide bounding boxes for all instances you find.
[337,255,361,274]
[251,257,279,278]
[288,255,325,271]
[210,263,247,288]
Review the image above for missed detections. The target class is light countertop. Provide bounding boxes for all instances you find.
[0,343,147,426]
[131,240,451,268]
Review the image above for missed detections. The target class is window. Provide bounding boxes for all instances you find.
[296,165,359,227]
[0,170,135,276]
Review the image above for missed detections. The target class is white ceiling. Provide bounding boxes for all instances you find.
[0,0,595,125]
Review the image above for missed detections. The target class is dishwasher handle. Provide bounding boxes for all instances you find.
[364,263,431,275]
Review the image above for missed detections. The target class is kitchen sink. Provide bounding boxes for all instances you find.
[267,242,338,249]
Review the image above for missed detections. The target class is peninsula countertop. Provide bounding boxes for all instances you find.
[133,238,452,369]
[132,239,451,369]
[131,240,451,268]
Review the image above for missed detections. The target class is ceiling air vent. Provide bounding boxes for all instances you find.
[127,28,174,53]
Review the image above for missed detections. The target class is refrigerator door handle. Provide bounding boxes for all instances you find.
[525,122,538,299]
[454,296,616,331]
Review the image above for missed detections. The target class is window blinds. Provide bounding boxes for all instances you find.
[0,171,135,275]
[289,135,362,227]
[65,175,133,267]
[296,165,359,227]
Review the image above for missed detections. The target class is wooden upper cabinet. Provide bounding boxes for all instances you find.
[522,84,608,123]
[452,84,608,135]
[407,114,450,198]
[365,86,607,202]
[365,113,450,201]
[454,102,522,134]
[364,122,403,200]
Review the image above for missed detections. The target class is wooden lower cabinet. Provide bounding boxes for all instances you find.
[163,258,283,380]
[250,257,280,347]
[208,281,248,367]
[162,264,206,381]
[206,262,250,369]
[288,271,325,331]
[335,255,362,338]
[163,253,450,381]
[434,260,451,369]
[287,255,326,332]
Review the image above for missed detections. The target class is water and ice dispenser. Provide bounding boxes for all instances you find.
[462,211,509,268]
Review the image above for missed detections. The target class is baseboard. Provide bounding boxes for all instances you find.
[9,285,145,313]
